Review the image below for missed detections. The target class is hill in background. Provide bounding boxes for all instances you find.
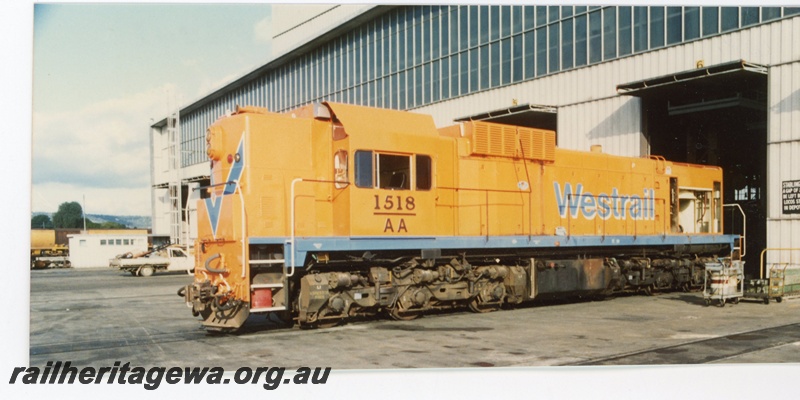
[32,212,151,229]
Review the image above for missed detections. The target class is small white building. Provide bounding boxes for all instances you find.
[67,234,148,268]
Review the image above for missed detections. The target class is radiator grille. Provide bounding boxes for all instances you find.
[467,121,555,162]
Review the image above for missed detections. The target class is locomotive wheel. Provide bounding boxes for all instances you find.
[388,307,421,321]
[468,299,501,313]
[764,298,770,305]
[777,297,783,303]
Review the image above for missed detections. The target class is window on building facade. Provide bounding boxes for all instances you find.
[741,7,759,27]
[524,30,535,79]
[618,7,632,56]
[762,8,780,21]
[536,26,547,75]
[667,7,682,45]
[589,10,601,63]
[634,6,648,52]
[536,6,546,27]
[549,23,560,72]
[650,7,665,48]
[575,14,587,66]
[603,7,617,60]
[501,38,511,85]
[721,7,739,31]
[702,7,719,36]
[512,35,523,82]
[684,7,700,41]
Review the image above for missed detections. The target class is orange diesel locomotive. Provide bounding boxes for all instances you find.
[180,102,737,331]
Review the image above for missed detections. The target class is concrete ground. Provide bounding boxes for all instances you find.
[29,267,800,369]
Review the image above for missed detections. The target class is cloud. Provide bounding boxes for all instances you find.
[31,83,178,214]
[254,16,271,44]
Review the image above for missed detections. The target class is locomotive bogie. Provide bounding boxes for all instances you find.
[181,102,738,331]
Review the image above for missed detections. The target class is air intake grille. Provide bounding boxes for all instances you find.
[467,121,555,162]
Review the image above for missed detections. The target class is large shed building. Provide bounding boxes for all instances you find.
[150,5,800,272]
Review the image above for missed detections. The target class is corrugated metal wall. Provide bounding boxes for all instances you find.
[767,60,800,261]
[418,16,800,255]
[558,96,643,157]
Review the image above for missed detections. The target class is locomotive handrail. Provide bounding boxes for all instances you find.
[190,180,248,278]
[648,155,667,174]
[192,180,236,191]
[236,180,248,278]
[290,178,350,277]
[723,203,746,259]
[759,248,800,279]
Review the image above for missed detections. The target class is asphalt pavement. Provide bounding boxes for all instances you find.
[29,267,800,369]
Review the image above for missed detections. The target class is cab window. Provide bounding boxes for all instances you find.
[377,154,410,190]
[334,150,348,189]
[354,151,431,191]
[416,155,432,190]
[354,150,373,188]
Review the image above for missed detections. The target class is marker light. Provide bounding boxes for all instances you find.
[227,154,234,164]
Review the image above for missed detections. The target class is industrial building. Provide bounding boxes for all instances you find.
[67,233,148,268]
[150,5,800,273]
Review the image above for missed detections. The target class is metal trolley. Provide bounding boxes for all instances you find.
[703,259,744,307]
[744,249,800,304]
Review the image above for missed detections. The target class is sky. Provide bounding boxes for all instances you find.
[30,2,273,216]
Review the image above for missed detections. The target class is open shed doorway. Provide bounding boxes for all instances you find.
[618,60,768,276]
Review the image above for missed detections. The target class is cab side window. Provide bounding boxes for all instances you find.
[416,155,432,190]
[377,154,410,190]
[334,150,348,189]
[354,150,373,188]
[354,150,431,191]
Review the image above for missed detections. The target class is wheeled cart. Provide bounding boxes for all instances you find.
[744,263,800,304]
[704,260,744,307]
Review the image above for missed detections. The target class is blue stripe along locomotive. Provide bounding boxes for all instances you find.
[179,102,739,331]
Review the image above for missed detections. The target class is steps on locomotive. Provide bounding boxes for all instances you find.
[249,258,287,313]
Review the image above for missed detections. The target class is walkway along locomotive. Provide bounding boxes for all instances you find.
[179,102,740,331]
